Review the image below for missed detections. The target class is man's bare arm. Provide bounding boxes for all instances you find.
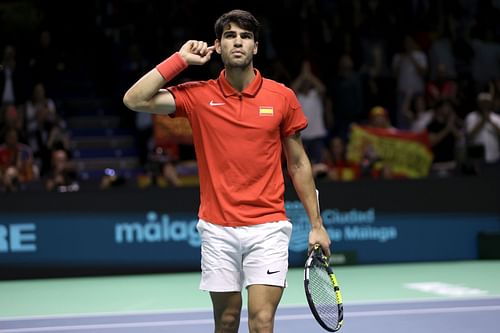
[123,40,214,114]
[283,132,331,256]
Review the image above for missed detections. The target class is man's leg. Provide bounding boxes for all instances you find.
[247,284,284,333]
[210,291,242,333]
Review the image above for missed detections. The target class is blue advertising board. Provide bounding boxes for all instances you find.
[1,207,499,271]
[1,176,499,278]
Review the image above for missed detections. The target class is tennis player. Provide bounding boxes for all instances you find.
[123,9,331,333]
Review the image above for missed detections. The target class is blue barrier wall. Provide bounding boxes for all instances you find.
[1,176,499,278]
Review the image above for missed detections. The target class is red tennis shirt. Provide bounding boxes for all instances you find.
[168,69,308,226]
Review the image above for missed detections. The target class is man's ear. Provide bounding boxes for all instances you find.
[253,41,258,55]
[215,39,222,54]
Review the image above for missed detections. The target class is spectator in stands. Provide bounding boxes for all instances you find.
[329,54,364,141]
[291,59,329,164]
[0,128,37,191]
[367,105,395,131]
[360,42,394,122]
[361,106,396,179]
[45,148,79,192]
[29,30,66,94]
[465,92,500,165]
[0,45,29,108]
[358,0,395,114]
[426,99,463,176]
[2,0,499,188]
[24,82,57,142]
[488,78,500,114]
[147,146,182,187]
[428,21,457,82]
[0,104,24,137]
[324,136,360,181]
[470,28,500,94]
[426,63,458,108]
[45,123,71,163]
[402,92,433,132]
[24,82,69,177]
[392,34,428,129]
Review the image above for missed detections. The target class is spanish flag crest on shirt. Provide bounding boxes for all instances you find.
[259,106,274,116]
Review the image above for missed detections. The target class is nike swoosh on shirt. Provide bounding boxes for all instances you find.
[209,100,225,106]
[267,269,280,275]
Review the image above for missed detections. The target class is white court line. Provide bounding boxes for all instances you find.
[1,305,500,333]
[341,294,500,306]
[2,295,500,322]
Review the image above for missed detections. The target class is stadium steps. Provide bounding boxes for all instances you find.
[66,115,121,129]
[61,98,115,116]
[74,157,139,176]
[71,136,135,150]
[72,147,138,159]
[63,97,141,181]
[62,96,199,186]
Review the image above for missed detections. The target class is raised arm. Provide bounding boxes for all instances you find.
[123,40,215,115]
[283,132,331,256]
[291,60,326,95]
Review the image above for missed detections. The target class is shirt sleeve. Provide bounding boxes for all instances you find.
[167,83,196,118]
[491,114,500,127]
[464,113,478,132]
[280,88,308,138]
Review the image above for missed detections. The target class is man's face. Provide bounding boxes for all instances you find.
[215,23,258,69]
[371,115,387,128]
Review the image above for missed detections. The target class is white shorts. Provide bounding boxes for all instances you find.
[196,219,293,292]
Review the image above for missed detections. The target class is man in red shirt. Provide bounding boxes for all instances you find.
[0,128,35,191]
[124,9,330,333]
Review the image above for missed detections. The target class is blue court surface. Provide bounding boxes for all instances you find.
[1,261,500,333]
[1,297,500,332]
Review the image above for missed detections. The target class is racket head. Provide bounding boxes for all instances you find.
[304,245,344,332]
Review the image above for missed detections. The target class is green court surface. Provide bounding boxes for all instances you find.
[1,260,499,318]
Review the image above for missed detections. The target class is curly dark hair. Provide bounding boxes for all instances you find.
[214,9,260,41]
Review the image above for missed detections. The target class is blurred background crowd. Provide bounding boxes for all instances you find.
[1,0,500,192]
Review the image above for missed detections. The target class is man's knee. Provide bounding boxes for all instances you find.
[215,308,241,333]
[211,291,242,333]
[248,309,275,333]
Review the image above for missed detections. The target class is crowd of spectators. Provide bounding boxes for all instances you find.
[0,31,75,192]
[1,0,500,191]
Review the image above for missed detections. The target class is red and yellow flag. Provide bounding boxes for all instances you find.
[347,125,433,178]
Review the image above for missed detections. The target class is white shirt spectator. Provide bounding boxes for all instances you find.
[297,89,327,140]
[393,51,428,94]
[465,111,500,163]
[1,67,15,104]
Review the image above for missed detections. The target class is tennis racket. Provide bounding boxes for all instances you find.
[304,244,344,332]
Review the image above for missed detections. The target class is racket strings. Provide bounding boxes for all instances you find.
[308,262,340,328]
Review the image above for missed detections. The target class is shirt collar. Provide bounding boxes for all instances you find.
[217,69,263,97]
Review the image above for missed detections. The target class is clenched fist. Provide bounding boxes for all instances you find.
[179,40,215,66]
